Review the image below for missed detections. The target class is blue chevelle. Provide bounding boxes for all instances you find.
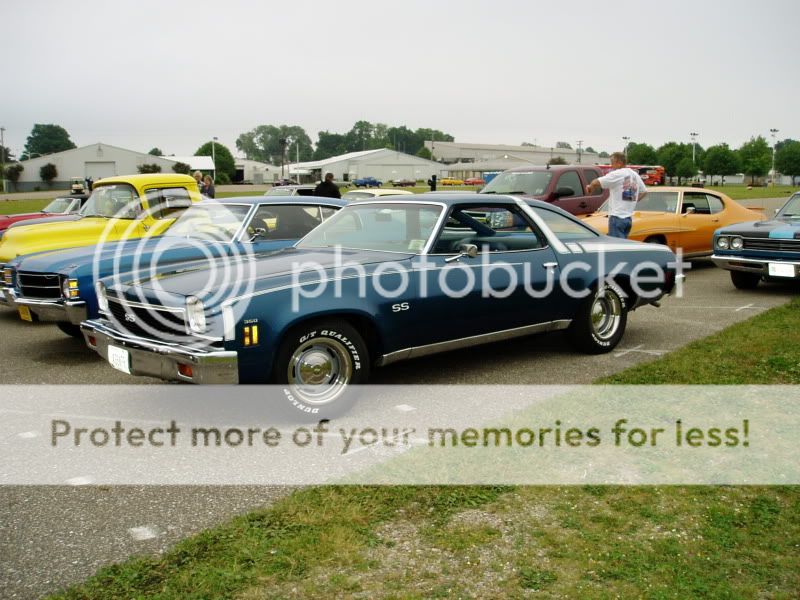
[2,196,344,336]
[81,194,679,417]
[712,192,800,289]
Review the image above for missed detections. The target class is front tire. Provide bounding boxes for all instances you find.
[272,320,370,419]
[56,322,83,338]
[568,284,628,354]
[730,270,761,290]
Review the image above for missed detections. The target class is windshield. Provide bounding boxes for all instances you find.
[42,197,77,214]
[80,184,141,219]
[597,191,679,214]
[297,203,443,253]
[777,194,800,218]
[266,188,295,196]
[480,171,553,196]
[165,203,252,241]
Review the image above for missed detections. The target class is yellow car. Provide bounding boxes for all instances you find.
[0,174,201,265]
[440,177,464,186]
[581,187,764,257]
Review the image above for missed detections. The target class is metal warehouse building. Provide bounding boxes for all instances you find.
[291,149,446,184]
[425,141,600,166]
[5,143,213,192]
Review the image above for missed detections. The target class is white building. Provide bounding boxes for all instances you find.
[425,141,600,168]
[6,143,208,192]
[292,149,446,184]
[233,158,282,184]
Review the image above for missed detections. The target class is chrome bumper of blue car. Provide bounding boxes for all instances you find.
[81,319,239,384]
[711,255,800,277]
[14,295,88,323]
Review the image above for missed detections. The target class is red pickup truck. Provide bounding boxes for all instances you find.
[0,195,89,237]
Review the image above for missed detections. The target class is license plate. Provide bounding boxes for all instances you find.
[768,262,795,278]
[18,305,32,322]
[107,345,131,374]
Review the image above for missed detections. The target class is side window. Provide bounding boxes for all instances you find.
[146,188,192,219]
[433,205,543,253]
[321,206,338,220]
[582,169,603,195]
[531,206,599,242]
[705,194,724,214]
[683,193,710,215]
[265,205,323,240]
[557,171,583,197]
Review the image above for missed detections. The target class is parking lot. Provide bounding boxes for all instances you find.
[0,260,797,598]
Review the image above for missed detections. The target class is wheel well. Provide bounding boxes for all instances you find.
[277,313,384,364]
[644,234,667,245]
[594,276,638,310]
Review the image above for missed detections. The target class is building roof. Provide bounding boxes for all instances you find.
[295,148,443,170]
[160,155,215,170]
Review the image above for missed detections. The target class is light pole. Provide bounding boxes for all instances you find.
[622,136,630,161]
[576,140,583,164]
[770,128,779,187]
[690,132,699,165]
[211,136,218,182]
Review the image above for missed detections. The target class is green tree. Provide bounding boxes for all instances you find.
[416,146,433,160]
[22,124,76,159]
[656,142,690,183]
[39,162,58,187]
[4,164,24,192]
[585,146,596,154]
[775,140,800,186]
[555,141,572,149]
[386,126,418,154]
[314,131,348,160]
[195,140,235,181]
[148,147,163,156]
[137,163,162,174]
[548,156,568,165]
[236,125,312,164]
[0,145,14,163]
[737,136,771,185]
[626,142,657,165]
[598,151,609,158]
[703,144,740,185]
[415,128,454,156]
[172,161,192,175]
[344,120,375,151]
[675,157,696,184]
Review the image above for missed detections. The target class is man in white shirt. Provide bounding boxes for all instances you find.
[586,152,647,239]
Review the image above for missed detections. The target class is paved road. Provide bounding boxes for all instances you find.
[0,261,797,598]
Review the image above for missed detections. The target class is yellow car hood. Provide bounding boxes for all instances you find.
[0,217,156,263]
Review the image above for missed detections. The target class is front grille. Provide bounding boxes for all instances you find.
[742,237,800,252]
[106,296,186,339]
[18,272,61,299]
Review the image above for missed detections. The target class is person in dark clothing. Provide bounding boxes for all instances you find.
[314,172,341,199]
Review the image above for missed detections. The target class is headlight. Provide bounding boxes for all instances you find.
[96,281,109,313]
[716,236,729,250]
[730,236,743,250]
[3,267,13,287]
[61,277,79,299]
[186,296,207,333]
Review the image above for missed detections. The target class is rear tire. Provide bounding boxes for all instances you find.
[730,270,761,290]
[568,284,628,354]
[272,319,370,419]
[56,322,83,338]
[644,235,667,246]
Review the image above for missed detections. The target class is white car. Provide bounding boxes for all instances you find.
[342,188,414,201]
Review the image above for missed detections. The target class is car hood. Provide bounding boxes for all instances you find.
[716,218,800,238]
[7,214,82,230]
[0,212,46,228]
[0,217,142,263]
[111,248,411,307]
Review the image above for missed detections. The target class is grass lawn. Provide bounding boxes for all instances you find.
[0,198,50,214]
[52,299,800,599]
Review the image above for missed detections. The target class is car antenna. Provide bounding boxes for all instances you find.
[546,163,550,170]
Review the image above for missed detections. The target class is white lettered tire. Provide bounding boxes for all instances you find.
[568,283,628,354]
[273,319,369,419]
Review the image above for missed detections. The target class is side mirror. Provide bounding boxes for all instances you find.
[554,187,575,199]
[683,206,696,215]
[445,243,478,263]
[249,227,267,241]
[775,208,780,216]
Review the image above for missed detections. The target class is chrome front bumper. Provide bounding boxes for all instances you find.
[14,295,88,323]
[711,254,800,277]
[0,286,12,307]
[81,319,239,384]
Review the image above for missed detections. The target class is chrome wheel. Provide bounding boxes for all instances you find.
[287,337,353,405]
[590,288,622,341]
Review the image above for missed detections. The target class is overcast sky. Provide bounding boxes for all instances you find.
[3,0,798,158]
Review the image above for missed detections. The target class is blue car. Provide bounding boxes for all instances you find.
[3,196,344,336]
[81,194,679,417]
[712,192,800,289]
[353,176,382,188]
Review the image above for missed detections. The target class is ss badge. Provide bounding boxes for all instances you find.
[391,302,410,313]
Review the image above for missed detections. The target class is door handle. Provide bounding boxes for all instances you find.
[543,262,558,270]
[579,202,588,208]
